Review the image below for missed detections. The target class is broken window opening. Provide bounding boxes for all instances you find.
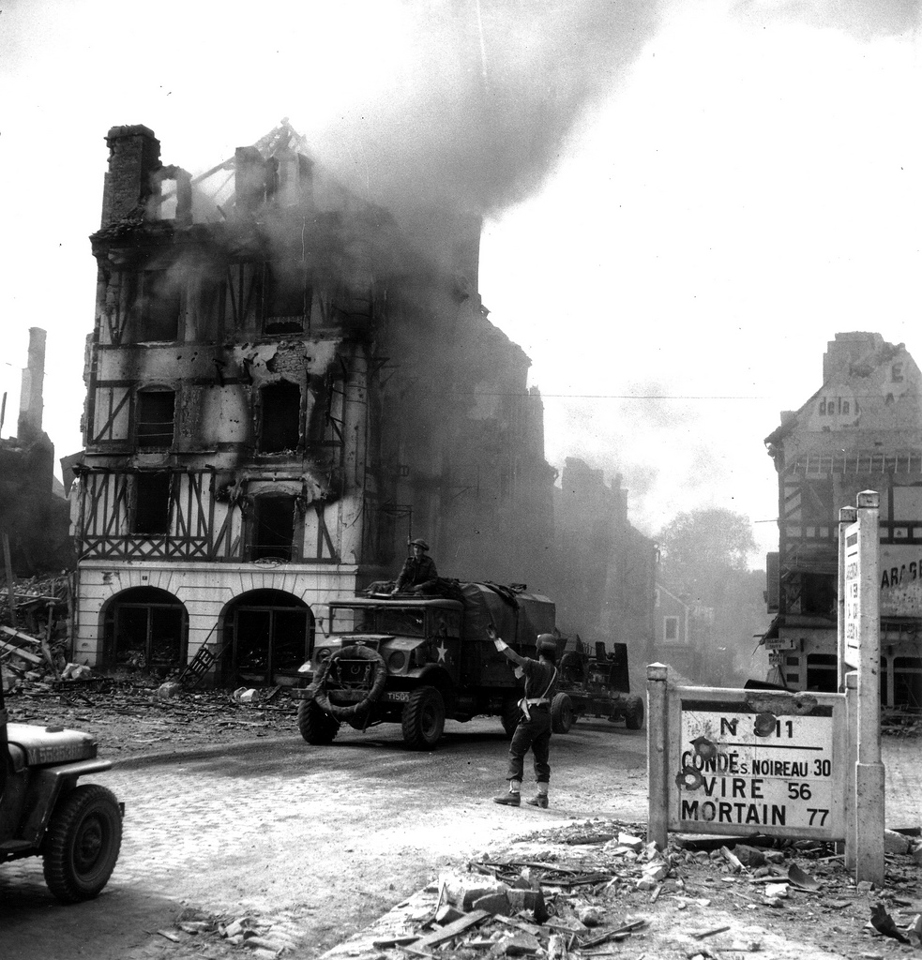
[663,616,679,642]
[259,381,301,453]
[133,270,181,342]
[103,587,187,675]
[805,653,837,693]
[133,472,172,534]
[159,179,178,220]
[249,495,297,561]
[263,264,310,334]
[892,656,922,712]
[223,589,313,686]
[137,390,176,448]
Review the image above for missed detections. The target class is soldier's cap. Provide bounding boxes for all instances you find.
[408,538,430,551]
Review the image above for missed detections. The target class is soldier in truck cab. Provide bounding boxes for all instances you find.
[488,624,558,809]
[391,538,439,595]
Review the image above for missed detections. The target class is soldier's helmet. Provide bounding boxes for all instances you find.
[536,633,557,662]
[408,538,430,551]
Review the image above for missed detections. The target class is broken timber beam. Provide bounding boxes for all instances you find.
[0,625,43,647]
[409,909,491,950]
[0,638,43,665]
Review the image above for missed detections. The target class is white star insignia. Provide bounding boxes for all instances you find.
[436,642,448,663]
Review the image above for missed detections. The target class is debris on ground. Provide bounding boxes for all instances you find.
[321,819,922,960]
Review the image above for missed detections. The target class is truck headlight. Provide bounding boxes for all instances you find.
[387,651,407,672]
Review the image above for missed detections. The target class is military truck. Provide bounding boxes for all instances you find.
[291,581,555,750]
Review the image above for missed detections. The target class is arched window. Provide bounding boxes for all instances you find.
[103,587,187,674]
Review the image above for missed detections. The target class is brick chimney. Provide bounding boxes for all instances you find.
[17,327,45,442]
[101,125,161,227]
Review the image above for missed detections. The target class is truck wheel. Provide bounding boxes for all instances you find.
[42,784,122,903]
[401,686,445,750]
[298,698,340,744]
[501,696,521,738]
[625,697,645,730]
[551,693,574,734]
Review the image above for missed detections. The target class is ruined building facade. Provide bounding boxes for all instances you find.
[764,332,922,713]
[553,458,656,667]
[71,123,555,684]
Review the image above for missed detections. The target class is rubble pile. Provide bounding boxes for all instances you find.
[325,819,922,960]
[0,572,72,688]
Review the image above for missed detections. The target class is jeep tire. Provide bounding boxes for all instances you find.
[551,693,575,734]
[401,686,445,750]
[43,784,122,903]
[298,698,340,745]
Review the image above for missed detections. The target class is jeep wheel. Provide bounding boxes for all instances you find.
[43,784,122,903]
[551,693,575,734]
[624,697,645,730]
[500,696,521,738]
[401,686,445,750]
[298,698,340,744]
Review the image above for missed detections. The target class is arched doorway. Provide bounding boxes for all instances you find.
[102,587,187,674]
[221,590,313,687]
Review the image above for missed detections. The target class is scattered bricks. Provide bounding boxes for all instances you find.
[884,829,913,854]
[507,888,547,920]
[435,905,466,925]
[473,891,511,915]
[156,681,183,699]
[547,933,568,960]
[642,861,669,883]
[577,905,605,927]
[444,874,510,910]
[720,847,744,873]
[618,833,644,853]
[494,932,540,956]
[733,845,766,868]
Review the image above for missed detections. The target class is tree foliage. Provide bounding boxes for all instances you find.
[657,508,758,604]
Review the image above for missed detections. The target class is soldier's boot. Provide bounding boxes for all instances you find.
[494,780,522,806]
[526,783,549,808]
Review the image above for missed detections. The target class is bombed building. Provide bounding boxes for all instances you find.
[70,122,556,684]
[763,332,922,713]
[0,328,72,578]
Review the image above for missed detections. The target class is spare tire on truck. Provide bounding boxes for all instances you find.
[551,693,574,734]
[312,644,388,721]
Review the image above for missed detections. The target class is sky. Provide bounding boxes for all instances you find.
[1,0,921,566]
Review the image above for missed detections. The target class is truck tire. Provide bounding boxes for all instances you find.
[624,696,645,730]
[298,698,340,744]
[42,784,122,903]
[401,686,445,750]
[551,693,575,734]
[501,696,521,738]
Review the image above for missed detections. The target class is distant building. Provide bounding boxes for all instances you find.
[71,122,555,684]
[553,458,655,660]
[763,332,922,713]
[0,328,72,577]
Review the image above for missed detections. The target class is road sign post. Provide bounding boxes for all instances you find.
[840,491,885,885]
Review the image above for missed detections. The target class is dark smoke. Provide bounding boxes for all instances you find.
[316,0,663,217]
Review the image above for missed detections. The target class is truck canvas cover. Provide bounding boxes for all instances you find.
[459,582,555,647]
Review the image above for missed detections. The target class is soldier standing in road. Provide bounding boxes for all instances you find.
[392,538,439,595]
[488,625,558,808]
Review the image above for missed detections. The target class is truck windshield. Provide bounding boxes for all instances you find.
[329,606,425,637]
